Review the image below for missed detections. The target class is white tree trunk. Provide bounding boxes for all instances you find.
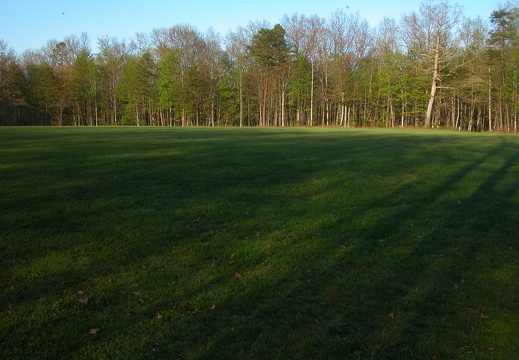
[425,33,440,128]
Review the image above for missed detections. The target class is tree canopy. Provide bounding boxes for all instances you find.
[1,1,519,132]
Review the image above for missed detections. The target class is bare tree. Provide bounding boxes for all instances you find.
[326,9,373,126]
[225,27,250,126]
[402,0,463,127]
[282,13,326,125]
[97,36,128,125]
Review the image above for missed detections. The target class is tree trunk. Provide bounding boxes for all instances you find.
[310,61,314,127]
[488,68,492,132]
[281,86,285,127]
[425,34,440,128]
[239,68,243,127]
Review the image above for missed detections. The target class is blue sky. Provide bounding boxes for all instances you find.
[1,0,501,54]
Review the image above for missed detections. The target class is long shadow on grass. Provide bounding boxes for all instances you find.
[2,130,519,359]
[190,137,519,358]
[383,144,519,358]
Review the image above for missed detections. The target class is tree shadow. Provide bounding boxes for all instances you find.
[2,129,518,359]
[191,135,519,358]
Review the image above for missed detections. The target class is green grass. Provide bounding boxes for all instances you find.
[1,127,518,359]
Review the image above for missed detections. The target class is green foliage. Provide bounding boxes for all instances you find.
[157,50,184,124]
[69,49,98,125]
[24,63,61,124]
[96,37,127,125]
[3,2,519,130]
[248,24,290,70]
[118,52,156,126]
[1,127,519,358]
[489,8,519,48]
[217,75,240,125]
[0,46,26,125]
[287,55,312,117]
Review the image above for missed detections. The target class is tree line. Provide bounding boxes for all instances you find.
[1,1,518,131]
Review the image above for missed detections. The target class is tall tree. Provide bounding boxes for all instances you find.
[454,17,488,131]
[0,41,27,125]
[325,10,373,127]
[118,52,156,126]
[282,13,326,125]
[201,29,223,126]
[224,27,248,126]
[23,59,60,125]
[248,24,290,126]
[69,47,98,125]
[157,50,182,126]
[97,37,127,125]
[3,1,519,132]
[488,5,519,131]
[152,25,206,126]
[402,0,464,128]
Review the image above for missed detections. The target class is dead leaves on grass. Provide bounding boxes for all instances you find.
[465,306,489,319]
[191,304,218,313]
[229,253,245,280]
[76,290,91,305]
[88,328,100,335]
[131,290,145,304]
[229,253,236,265]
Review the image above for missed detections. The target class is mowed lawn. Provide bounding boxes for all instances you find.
[1,127,518,359]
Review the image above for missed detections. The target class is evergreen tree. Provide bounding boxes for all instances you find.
[488,6,519,131]
[248,24,291,126]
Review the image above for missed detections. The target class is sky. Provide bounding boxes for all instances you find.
[1,0,503,54]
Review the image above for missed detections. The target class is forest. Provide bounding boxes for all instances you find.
[1,1,519,131]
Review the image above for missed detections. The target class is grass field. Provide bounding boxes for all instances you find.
[1,127,518,359]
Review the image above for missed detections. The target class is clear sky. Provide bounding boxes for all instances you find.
[1,0,502,54]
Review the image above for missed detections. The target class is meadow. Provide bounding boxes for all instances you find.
[1,127,518,359]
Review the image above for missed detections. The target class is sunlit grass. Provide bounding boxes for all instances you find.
[1,127,518,359]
